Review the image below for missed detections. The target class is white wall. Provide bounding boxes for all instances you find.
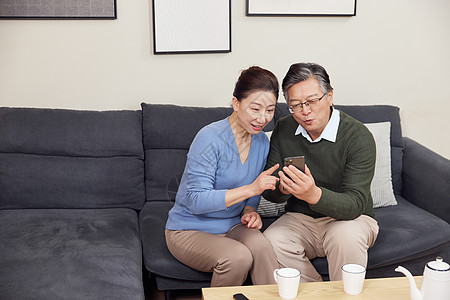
[0,1,449,159]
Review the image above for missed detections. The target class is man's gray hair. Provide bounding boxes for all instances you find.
[282,63,333,101]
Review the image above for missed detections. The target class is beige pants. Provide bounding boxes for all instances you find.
[263,213,379,282]
[165,224,279,287]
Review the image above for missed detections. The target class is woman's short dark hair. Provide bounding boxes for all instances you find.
[233,66,279,102]
[282,63,333,101]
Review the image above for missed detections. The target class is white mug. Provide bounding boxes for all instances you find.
[341,264,366,295]
[273,268,301,300]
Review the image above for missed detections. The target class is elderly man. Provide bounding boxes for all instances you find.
[263,63,379,282]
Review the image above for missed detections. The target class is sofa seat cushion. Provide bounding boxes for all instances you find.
[141,197,450,283]
[262,196,450,276]
[368,196,450,267]
[139,201,211,283]
[0,208,144,300]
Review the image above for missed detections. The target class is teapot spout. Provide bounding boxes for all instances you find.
[395,266,422,300]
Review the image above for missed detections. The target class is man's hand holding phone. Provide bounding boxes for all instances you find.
[279,156,322,205]
[283,156,305,173]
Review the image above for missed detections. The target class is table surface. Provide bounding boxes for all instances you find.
[202,276,422,300]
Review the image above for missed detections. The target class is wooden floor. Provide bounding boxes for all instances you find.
[144,273,202,300]
[149,289,202,300]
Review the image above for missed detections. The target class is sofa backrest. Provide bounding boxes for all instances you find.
[141,103,277,202]
[142,102,403,202]
[142,103,228,202]
[273,103,403,194]
[0,107,145,210]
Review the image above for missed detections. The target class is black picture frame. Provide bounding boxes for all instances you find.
[246,0,357,17]
[0,0,117,20]
[152,0,231,55]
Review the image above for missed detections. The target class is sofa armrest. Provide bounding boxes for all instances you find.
[402,137,450,224]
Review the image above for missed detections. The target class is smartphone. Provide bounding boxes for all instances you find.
[233,293,249,300]
[284,155,305,173]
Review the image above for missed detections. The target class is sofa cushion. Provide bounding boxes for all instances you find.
[262,196,450,276]
[365,122,397,208]
[334,105,403,195]
[257,197,286,217]
[139,201,212,282]
[143,196,450,284]
[0,107,145,210]
[257,131,286,217]
[144,149,187,202]
[142,103,233,150]
[368,196,450,268]
[140,103,276,202]
[142,103,233,202]
[141,103,276,150]
[0,208,144,300]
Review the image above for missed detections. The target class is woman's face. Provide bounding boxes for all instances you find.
[232,90,277,135]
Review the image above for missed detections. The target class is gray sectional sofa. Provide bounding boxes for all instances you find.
[138,103,450,299]
[0,108,145,300]
[0,103,449,300]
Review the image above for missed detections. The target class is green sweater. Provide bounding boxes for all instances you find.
[263,110,376,220]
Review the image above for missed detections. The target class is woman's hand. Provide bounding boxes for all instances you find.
[225,164,279,208]
[241,208,263,229]
[250,164,279,195]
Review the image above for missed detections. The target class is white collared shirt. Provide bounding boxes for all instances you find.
[295,108,340,143]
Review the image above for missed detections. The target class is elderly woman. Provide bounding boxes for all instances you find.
[165,66,280,287]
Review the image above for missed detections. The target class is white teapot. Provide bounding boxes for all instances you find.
[395,257,450,300]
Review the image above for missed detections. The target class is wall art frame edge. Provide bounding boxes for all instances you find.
[246,0,357,17]
[152,0,231,55]
[0,0,117,20]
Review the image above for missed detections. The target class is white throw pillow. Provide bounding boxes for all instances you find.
[257,196,286,217]
[365,122,397,208]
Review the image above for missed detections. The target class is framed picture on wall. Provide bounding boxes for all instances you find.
[152,0,231,54]
[246,0,357,17]
[0,0,116,19]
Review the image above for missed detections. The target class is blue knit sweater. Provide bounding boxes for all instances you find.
[166,118,269,234]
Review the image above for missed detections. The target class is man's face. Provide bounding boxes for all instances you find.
[287,77,333,141]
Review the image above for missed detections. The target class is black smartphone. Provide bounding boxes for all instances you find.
[284,155,305,173]
[233,293,249,300]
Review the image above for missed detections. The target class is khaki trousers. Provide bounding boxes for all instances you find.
[165,224,279,287]
[263,213,379,282]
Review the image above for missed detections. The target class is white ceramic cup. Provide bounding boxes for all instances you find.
[341,264,366,295]
[273,268,301,300]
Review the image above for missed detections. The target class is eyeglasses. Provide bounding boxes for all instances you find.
[288,92,327,113]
